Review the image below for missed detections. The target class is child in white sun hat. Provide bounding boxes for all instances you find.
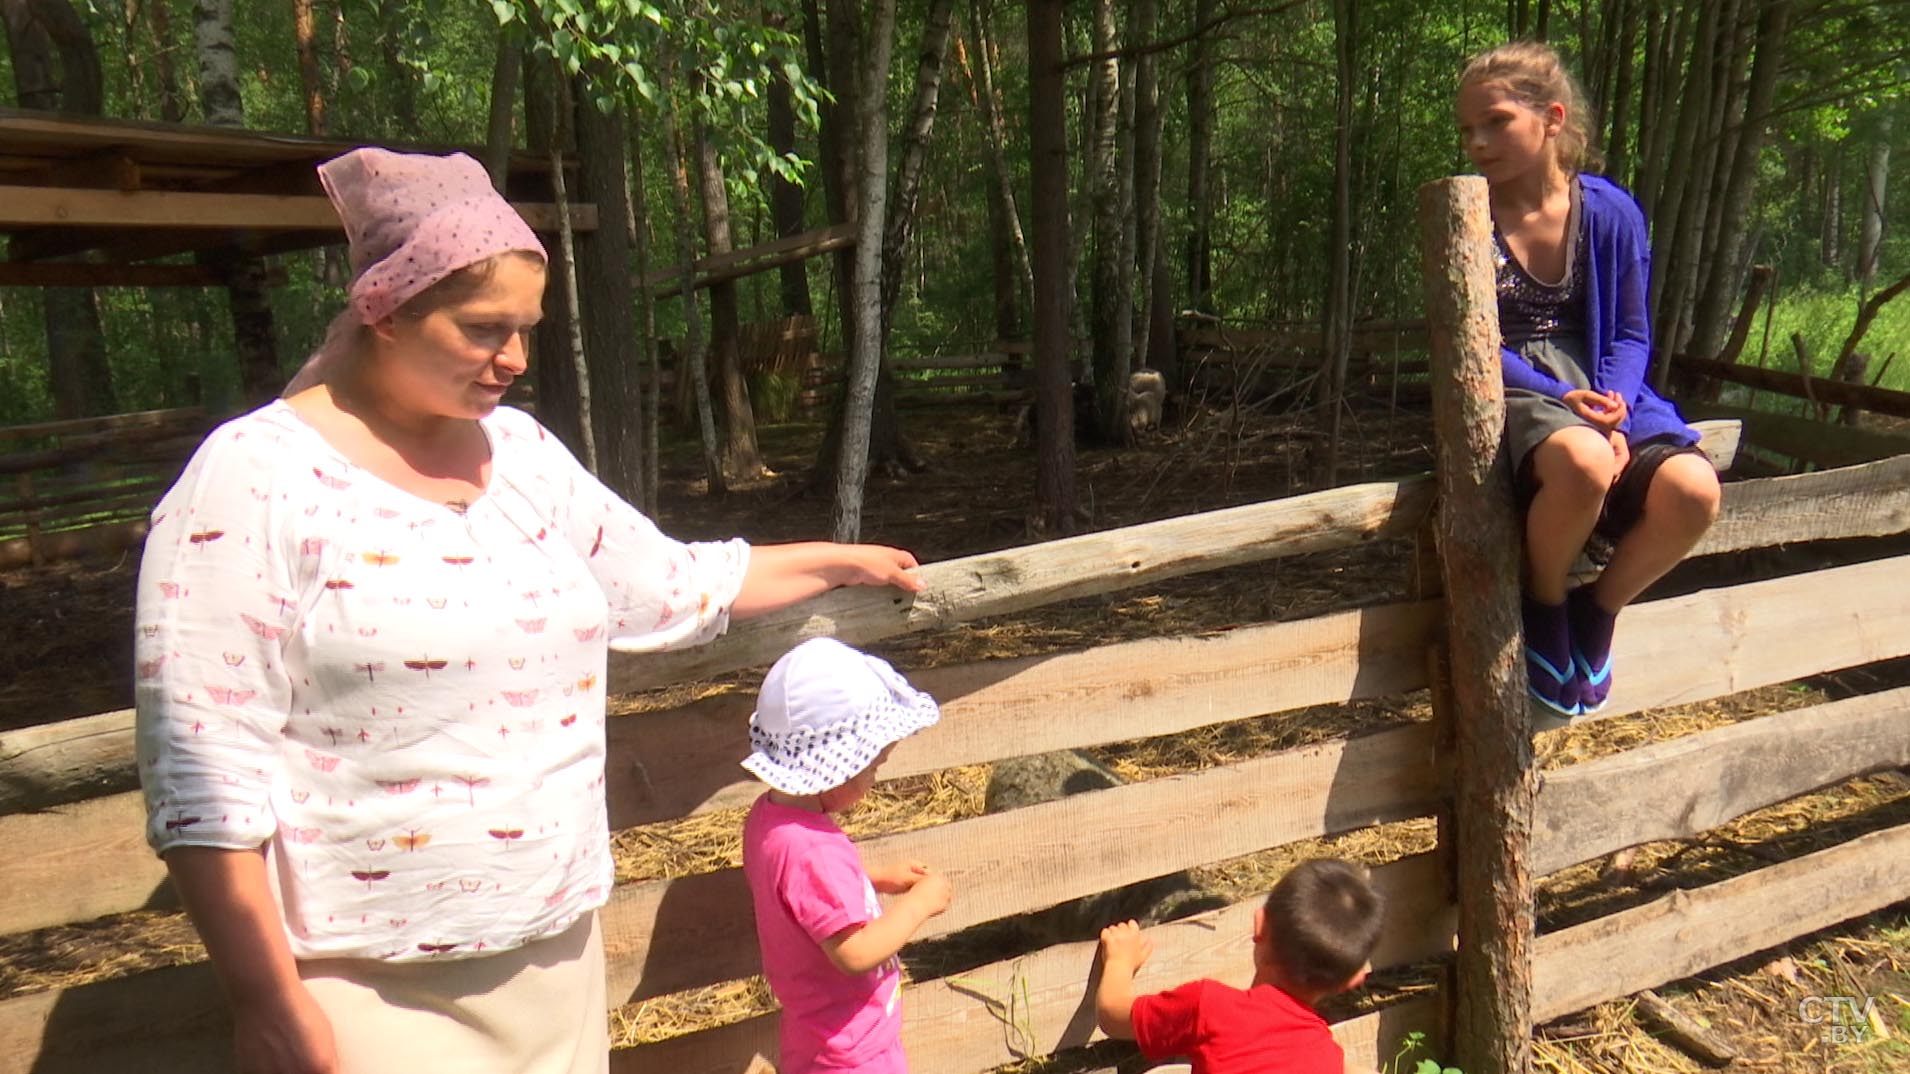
[741,637,953,1074]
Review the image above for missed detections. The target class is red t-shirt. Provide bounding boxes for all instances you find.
[1130,979,1343,1074]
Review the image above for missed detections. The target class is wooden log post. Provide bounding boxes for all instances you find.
[1417,176,1536,1074]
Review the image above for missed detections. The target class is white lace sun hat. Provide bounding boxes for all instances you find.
[741,637,941,796]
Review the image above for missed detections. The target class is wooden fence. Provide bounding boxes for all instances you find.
[0,406,209,569]
[3,179,1909,1074]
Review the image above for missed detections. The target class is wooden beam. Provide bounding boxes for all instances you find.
[1684,401,1910,469]
[1533,685,1910,875]
[0,517,147,569]
[600,723,1439,1002]
[612,856,1450,1074]
[1532,821,1910,1022]
[1678,354,1910,419]
[0,185,595,235]
[0,405,205,443]
[0,262,286,287]
[1419,174,1535,1074]
[607,474,1437,691]
[1692,452,1910,557]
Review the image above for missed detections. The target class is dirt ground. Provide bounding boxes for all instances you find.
[1,395,1905,1073]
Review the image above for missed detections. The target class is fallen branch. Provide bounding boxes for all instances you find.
[1633,989,1739,1068]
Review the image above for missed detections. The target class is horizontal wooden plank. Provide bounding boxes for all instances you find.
[1677,355,1910,420]
[603,723,1439,1002]
[1590,553,1910,722]
[0,791,168,934]
[1,601,1436,823]
[638,223,853,292]
[1684,401,1910,469]
[1534,685,1910,875]
[0,517,147,569]
[1532,821,1910,1022]
[608,476,1437,691]
[612,855,1449,1074]
[0,262,288,288]
[0,405,205,443]
[0,859,1443,1074]
[0,475,168,514]
[1691,453,1910,557]
[0,184,596,233]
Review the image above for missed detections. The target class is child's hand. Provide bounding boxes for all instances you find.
[871,860,931,895]
[901,869,953,917]
[1608,429,1630,478]
[1098,920,1154,972]
[1563,388,1627,432]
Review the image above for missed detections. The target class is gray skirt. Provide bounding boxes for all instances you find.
[1504,335,1599,471]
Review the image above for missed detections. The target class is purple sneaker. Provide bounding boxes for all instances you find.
[1568,586,1618,714]
[1523,597,1581,718]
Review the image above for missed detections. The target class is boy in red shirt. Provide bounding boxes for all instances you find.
[1094,859,1385,1074]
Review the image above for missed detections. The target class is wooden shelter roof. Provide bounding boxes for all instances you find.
[0,109,594,283]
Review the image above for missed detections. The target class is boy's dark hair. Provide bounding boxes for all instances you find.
[1262,859,1386,993]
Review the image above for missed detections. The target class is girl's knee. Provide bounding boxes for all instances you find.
[1653,457,1721,529]
[1537,428,1616,492]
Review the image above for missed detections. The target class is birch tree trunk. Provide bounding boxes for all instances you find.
[1132,0,1172,381]
[964,3,1034,325]
[1087,0,1131,444]
[830,0,898,543]
[1858,111,1892,289]
[548,72,597,474]
[1028,0,1079,534]
[192,0,281,404]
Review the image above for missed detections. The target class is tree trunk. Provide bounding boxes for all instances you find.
[1606,0,1638,183]
[377,0,417,136]
[1027,0,1078,534]
[1131,0,1169,382]
[628,123,663,515]
[573,81,645,500]
[292,0,325,135]
[693,116,767,484]
[522,57,583,449]
[1184,0,1216,312]
[483,30,520,191]
[191,0,280,404]
[1821,145,1842,270]
[830,0,898,543]
[1087,0,1130,444]
[3,0,117,418]
[1646,0,1720,357]
[767,15,811,318]
[1688,0,1790,364]
[660,92,725,493]
[548,72,597,473]
[1859,112,1892,289]
[147,0,182,121]
[1320,0,1359,484]
[964,3,1034,328]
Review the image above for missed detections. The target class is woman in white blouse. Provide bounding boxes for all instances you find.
[134,148,922,1074]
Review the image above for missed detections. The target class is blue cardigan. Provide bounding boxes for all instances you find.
[1500,174,1697,447]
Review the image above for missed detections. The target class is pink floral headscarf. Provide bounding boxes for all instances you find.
[283,148,547,396]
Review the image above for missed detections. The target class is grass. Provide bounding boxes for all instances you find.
[1744,286,1910,392]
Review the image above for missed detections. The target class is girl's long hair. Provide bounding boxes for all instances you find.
[1459,41,1605,175]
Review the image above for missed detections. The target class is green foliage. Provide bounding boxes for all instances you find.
[1386,1031,1464,1074]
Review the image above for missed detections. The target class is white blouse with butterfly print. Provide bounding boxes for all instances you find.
[134,401,748,962]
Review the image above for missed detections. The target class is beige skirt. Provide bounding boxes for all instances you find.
[299,911,608,1074]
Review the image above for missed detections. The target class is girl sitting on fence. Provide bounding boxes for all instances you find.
[741,637,954,1074]
[1457,42,1721,718]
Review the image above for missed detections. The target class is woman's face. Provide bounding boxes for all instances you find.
[372,254,547,420]
[1457,81,1562,184]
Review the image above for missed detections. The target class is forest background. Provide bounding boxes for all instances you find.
[0,0,1905,535]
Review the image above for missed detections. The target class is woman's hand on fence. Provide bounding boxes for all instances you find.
[871,859,932,894]
[1564,388,1628,433]
[231,981,338,1074]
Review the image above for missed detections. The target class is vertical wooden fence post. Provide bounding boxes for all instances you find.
[1417,176,1535,1074]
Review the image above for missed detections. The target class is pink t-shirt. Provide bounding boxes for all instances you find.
[743,795,907,1074]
